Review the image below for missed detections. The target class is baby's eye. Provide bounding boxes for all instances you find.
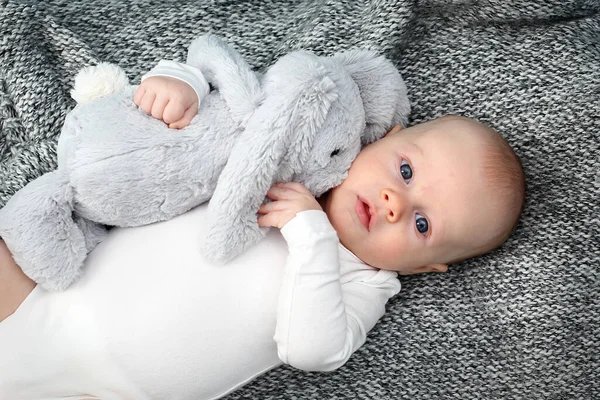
[416,213,429,235]
[400,160,413,182]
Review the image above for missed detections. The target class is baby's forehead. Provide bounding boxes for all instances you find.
[429,118,493,141]
[410,127,489,165]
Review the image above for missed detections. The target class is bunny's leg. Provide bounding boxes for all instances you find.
[0,170,88,291]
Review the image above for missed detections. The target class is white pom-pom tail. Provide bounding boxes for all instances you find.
[70,63,130,105]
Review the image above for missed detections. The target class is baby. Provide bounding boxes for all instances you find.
[0,65,525,399]
[136,70,525,274]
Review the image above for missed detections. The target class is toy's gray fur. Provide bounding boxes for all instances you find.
[0,34,410,291]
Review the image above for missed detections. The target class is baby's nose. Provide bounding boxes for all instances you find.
[380,188,406,223]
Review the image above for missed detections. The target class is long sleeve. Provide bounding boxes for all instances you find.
[141,60,210,105]
[275,210,401,372]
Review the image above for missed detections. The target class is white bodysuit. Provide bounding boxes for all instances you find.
[0,205,400,399]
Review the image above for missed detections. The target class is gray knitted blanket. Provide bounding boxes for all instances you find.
[1,0,599,398]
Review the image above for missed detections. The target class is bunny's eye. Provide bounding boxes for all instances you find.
[330,149,340,157]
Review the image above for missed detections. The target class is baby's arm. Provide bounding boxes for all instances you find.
[0,240,35,323]
[258,183,401,371]
[134,61,209,129]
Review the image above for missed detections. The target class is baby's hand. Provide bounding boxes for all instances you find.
[257,182,322,229]
[133,76,199,129]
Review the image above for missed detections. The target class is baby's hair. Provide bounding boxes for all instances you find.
[478,123,526,252]
[444,119,526,265]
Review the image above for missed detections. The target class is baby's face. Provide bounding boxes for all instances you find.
[322,116,502,274]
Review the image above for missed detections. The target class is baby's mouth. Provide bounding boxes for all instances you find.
[355,197,373,232]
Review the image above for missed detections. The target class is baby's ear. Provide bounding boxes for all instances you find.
[427,263,449,273]
[384,125,403,137]
[400,263,448,275]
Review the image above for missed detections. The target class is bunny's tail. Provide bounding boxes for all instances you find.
[70,62,130,105]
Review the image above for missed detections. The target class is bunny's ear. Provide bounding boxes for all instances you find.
[332,50,411,145]
[204,51,339,262]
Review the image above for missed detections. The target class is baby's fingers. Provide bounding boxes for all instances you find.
[258,199,289,214]
[277,182,312,195]
[265,183,305,200]
[133,87,145,106]
[267,182,312,200]
[257,210,294,229]
[151,95,170,121]
[168,102,198,129]
[162,101,186,125]
[138,91,157,115]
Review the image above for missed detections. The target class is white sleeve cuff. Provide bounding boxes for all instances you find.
[141,60,210,105]
[280,210,338,247]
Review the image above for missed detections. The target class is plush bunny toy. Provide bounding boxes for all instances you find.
[0,34,410,291]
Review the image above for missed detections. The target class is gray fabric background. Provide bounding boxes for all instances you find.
[1,0,599,398]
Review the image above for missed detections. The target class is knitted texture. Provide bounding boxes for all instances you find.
[1,0,599,398]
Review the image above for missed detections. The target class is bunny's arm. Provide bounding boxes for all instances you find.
[186,34,262,125]
[274,211,401,371]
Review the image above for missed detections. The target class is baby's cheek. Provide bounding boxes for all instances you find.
[368,236,414,270]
